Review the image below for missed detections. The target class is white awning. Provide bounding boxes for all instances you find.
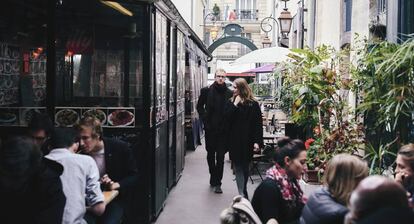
[232,46,292,65]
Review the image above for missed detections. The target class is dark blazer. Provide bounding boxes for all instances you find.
[300,187,348,224]
[225,100,263,163]
[103,138,138,191]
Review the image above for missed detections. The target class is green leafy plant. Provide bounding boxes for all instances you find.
[280,45,352,138]
[276,45,366,179]
[352,36,414,168]
[212,4,220,16]
[305,120,364,172]
[363,142,396,175]
[250,83,272,97]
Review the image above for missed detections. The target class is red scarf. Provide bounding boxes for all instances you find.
[266,164,307,208]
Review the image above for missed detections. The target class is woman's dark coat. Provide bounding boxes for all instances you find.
[252,178,304,224]
[225,100,263,163]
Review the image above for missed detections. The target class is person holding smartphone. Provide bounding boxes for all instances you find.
[395,144,414,207]
[225,78,263,199]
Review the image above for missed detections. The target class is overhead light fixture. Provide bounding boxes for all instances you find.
[100,1,133,17]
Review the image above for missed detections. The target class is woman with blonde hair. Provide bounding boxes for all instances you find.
[225,78,263,199]
[300,154,369,224]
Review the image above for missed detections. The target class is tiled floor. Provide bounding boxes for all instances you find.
[154,142,262,224]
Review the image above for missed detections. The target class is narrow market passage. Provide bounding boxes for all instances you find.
[155,141,261,224]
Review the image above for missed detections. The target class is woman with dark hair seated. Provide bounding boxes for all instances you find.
[0,136,66,224]
[251,137,307,224]
[300,154,369,224]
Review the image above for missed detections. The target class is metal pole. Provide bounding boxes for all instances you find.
[203,7,206,44]
[301,0,305,49]
[272,0,276,46]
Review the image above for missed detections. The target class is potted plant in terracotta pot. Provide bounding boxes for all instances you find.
[303,121,365,184]
[303,136,324,183]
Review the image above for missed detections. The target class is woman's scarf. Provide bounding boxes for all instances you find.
[265,164,307,208]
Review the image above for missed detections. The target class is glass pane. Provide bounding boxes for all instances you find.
[155,11,169,123]
[55,0,144,107]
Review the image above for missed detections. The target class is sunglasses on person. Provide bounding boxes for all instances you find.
[216,75,226,78]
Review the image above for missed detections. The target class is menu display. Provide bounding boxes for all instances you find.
[30,49,46,103]
[0,43,20,106]
[55,107,135,128]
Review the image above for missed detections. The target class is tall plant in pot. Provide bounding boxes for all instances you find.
[352,36,414,174]
[280,45,364,183]
[212,4,221,20]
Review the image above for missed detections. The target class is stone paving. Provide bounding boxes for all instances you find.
[154,140,320,224]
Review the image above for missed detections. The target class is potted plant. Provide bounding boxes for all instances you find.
[303,136,323,183]
[352,36,414,173]
[212,4,220,20]
[277,45,365,183]
[303,120,365,183]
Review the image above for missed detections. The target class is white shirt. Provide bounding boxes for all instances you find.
[46,148,104,224]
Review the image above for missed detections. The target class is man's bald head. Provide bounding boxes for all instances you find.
[346,175,409,223]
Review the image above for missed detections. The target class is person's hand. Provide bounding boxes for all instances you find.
[395,171,407,184]
[234,95,241,106]
[100,174,120,190]
[108,182,120,190]
[253,143,260,153]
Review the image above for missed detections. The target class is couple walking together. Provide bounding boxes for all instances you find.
[197,69,263,197]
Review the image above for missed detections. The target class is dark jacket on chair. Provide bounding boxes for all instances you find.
[300,187,348,224]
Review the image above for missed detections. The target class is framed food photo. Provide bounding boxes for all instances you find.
[82,108,107,126]
[0,108,19,126]
[20,107,47,126]
[107,108,135,128]
[54,107,81,127]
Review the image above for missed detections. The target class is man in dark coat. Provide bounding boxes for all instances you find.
[76,117,138,224]
[197,68,233,193]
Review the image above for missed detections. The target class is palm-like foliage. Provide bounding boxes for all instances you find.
[353,38,414,150]
[353,37,414,173]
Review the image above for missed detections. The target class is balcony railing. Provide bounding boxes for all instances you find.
[236,9,258,21]
[205,9,258,23]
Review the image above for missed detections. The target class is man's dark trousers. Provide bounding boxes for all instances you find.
[205,131,226,186]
